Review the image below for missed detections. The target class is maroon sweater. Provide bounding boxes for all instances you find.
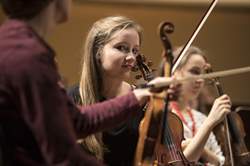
[0,20,141,166]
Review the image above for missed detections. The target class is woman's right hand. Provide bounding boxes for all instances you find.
[133,76,177,105]
[207,94,231,128]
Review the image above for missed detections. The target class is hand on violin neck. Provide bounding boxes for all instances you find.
[147,76,175,88]
[133,88,151,106]
[133,77,179,105]
[167,81,182,101]
[146,76,181,100]
[207,94,232,128]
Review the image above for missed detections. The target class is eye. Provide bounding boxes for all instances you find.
[116,45,129,53]
[189,68,202,75]
[132,48,139,56]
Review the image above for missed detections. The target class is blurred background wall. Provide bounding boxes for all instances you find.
[1,0,249,103]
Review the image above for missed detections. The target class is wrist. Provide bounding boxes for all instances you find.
[133,89,150,106]
[203,119,215,132]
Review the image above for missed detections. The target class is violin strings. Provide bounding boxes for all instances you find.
[164,121,179,160]
[163,102,180,160]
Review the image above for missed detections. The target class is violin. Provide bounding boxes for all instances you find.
[134,22,193,166]
[207,67,250,166]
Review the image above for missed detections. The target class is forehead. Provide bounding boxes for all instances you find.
[108,28,140,45]
[185,54,206,67]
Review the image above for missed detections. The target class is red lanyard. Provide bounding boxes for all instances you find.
[170,102,196,136]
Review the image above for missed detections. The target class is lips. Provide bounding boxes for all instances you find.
[191,86,201,94]
[122,64,134,69]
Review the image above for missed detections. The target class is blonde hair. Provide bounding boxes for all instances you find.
[173,46,208,72]
[78,16,142,159]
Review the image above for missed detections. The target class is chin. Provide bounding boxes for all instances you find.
[123,75,130,80]
[121,72,131,80]
[185,91,197,101]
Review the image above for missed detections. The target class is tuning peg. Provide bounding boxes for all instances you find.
[147,61,153,67]
[131,66,139,72]
[139,53,146,61]
[135,75,142,80]
[152,68,157,72]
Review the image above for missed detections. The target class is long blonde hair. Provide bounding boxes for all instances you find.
[78,16,142,159]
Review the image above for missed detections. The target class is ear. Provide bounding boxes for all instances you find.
[96,51,102,65]
[54,0,71,23]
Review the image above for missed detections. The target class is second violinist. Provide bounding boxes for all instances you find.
[170,46,232,165]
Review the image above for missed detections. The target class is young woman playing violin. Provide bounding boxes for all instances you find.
[68,15,179,165]
[170,46,232,165]
[68,15,151,165]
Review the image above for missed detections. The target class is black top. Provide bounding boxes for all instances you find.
[67,85,144,166]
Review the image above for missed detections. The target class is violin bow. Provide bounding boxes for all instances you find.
[172,0,218,74]
[146,66,250,89]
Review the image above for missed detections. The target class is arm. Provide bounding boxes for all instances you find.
[200,147,221,166]
[10,55,146,165]
[66,85,147,137]
[67,79,162,137]
[200,131,225,166]
[182,138,222,165]
[183,95,231,162]
[182,120,214,162]
[69,91,142,137]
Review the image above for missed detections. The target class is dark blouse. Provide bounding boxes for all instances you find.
[0,19,141,166]
[68,85,144,166]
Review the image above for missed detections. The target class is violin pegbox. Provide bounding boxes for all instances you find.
[132,53,156,84]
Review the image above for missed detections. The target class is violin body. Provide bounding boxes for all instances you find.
[234,108,250,165]
[224,112,250,166]
[207,69,250,166]
[230,113,250,165]
[153,112,192,166]
[135,94,194,166]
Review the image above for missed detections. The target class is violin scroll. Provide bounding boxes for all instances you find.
[133,53,156,82]
[159,22,174,58]
[159,22,174,39]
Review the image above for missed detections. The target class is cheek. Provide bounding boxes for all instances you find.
[101,54,123,71]
[182,81,194,94]
[183,83,190,91]
[199,81,205,88]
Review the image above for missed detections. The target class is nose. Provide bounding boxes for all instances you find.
[195,78,204,85]
[125,52,136,64]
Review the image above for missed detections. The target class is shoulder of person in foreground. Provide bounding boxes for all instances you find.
[0,19,57,78]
